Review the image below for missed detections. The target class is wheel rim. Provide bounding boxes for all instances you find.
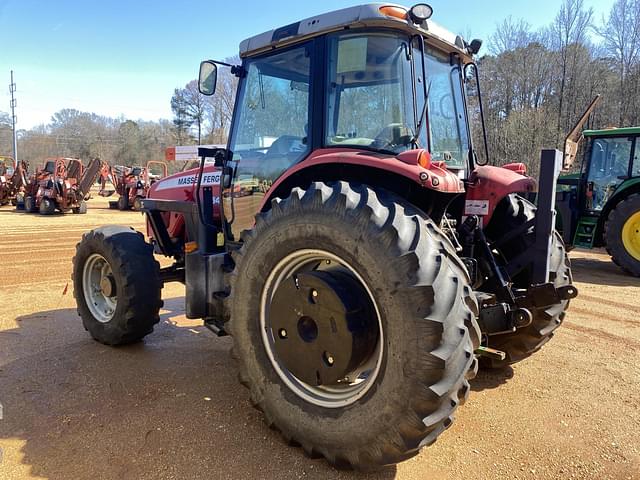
[622,211,640,261]
[82,253,117,323]
[260,249,383,408]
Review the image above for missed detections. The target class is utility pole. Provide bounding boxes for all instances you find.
[9,70,18,161]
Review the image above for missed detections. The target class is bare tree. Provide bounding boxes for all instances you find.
[598,0,640,124]
[552,0,593,140]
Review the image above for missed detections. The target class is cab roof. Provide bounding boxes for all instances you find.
[584,126,640,137]
[239,3,471,61]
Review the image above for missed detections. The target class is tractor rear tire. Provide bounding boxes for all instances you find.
[117,194,129,211]
[483,194,572,368]
[228,181,479,470]
[39,198,56,215]
[73,200,88,214]
[604,193,640,277]
[72,226,163,345]
[24,196,36,213]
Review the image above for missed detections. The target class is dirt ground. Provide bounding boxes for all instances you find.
[0,194,638,480]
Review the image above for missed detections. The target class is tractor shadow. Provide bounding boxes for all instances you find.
[569,254,639,287]
[0,297,396,480]
[470,366,514,391]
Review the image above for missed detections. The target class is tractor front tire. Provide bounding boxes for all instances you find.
[604,193,640,277]
[73,200,88,214]
[39,198,56,215]
[24,196,36,213]
[117,194,129,211]
[228,181,479,470]
[484,194,572,368]
[73,226,163,345]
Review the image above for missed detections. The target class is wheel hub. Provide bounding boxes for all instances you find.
[622,211,640,261]
[100,274,116,297]
[269,270,378,386]
[82,253,117,323]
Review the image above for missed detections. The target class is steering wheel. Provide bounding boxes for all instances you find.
[371,123,412,151]
[265,135,303,156]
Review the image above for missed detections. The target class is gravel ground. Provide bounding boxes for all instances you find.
[0,195,638,480]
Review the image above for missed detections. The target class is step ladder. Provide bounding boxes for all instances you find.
[573,216,598,248]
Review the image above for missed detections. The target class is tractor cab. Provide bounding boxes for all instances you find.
[583,128,639,211]
[198,3,486,238]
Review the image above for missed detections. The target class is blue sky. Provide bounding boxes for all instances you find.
[1,0,612,129]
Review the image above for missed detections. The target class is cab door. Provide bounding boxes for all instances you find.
[225,42,313,240]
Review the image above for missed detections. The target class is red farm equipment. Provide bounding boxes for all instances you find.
[72,4,578,470]
[24,157,104,215]
[101,160,168,210]
[0,156,29,206]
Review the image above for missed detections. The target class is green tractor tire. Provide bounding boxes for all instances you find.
[604,193,640,277]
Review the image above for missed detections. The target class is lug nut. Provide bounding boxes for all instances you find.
[324,351,334,366]
[278,328,288,339]
[311,289,318,298]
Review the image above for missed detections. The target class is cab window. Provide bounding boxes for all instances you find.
[229,44,311,183]
[227,43,311,238]
[587,137,632,210]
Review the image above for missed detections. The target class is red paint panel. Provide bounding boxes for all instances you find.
[465,165,537,225]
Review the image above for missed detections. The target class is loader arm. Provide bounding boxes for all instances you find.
[563,95,601,170]
[78,158,105,199]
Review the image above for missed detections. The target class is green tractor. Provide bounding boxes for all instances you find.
[558,96,640,276]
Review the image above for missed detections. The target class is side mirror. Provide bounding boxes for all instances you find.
[198,61,218,96]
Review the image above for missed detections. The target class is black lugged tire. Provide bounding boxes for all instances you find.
[39,197,56,215]
[484,194,572,368]
[228,181,479,470]
[117,194,129,211]
[604,193,640,277]
[72,226,163,345]
[24,195,36,213]
[73,200,87,214]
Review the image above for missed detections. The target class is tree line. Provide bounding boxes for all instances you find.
[0,56,240,170]
[1,1,639,175]
[473,0,640,176]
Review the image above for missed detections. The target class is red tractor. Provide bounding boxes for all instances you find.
[24,157,103,214]
[73,4,576,470]
[0,156,28,206]
[102,160,168,210]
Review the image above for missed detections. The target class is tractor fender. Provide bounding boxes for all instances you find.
[258,148,464,212]
[465,165,537,226]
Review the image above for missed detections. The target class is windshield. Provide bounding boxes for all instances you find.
[324,32,469,168]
